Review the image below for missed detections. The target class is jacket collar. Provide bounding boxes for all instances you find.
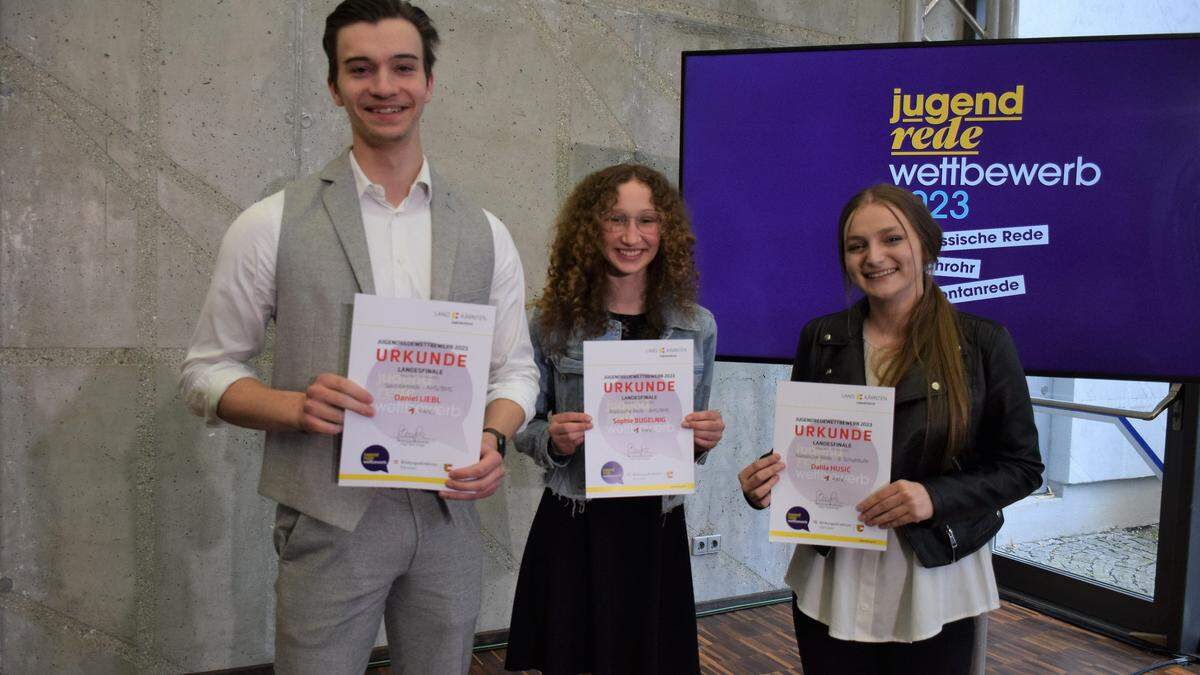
[662,301,702,332]
[831,299,935,405]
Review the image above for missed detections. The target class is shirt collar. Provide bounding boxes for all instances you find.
[348,150,432,209]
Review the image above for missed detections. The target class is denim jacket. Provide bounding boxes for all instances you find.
[514,303,718,513]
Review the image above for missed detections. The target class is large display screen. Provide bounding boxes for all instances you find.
[681,36,1200,381]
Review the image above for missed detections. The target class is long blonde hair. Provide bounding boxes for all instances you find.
[838,184,970,464]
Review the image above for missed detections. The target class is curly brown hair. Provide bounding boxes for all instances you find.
[535,164,699,355]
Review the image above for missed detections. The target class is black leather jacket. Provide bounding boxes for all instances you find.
[791,301,1044,567]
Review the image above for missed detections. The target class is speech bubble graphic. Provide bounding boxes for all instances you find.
[786,506,811,531]
[600,461,624,484]
[361,445,390,473]
[596,374,685,461]
[365,344,475,458]
[785,419,879,507]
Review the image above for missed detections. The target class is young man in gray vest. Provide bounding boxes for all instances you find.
[179,1,538,672]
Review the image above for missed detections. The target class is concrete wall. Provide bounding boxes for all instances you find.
[0,1,964,671]
[999,476,1163,546]
[999,378,1169,543]
[1028,377,1167,487]
[1053,380,1167,486]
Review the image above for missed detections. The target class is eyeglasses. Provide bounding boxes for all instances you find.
[600,212,663,234]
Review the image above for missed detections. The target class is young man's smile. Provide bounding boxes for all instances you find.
[329,18,433,149]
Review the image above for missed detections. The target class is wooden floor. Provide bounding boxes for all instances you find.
[458,600,1199,675]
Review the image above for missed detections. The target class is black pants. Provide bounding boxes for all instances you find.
[791,596,975,675]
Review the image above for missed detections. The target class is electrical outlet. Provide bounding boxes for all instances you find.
[690,534,721,556]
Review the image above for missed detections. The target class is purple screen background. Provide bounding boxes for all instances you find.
[681,37,1200,380]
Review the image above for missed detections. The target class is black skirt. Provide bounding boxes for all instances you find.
[505,489,701,675]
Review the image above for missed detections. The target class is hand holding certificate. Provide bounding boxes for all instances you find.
[339,294,495,490]
[769,381,894,550]
[583,339,695,498]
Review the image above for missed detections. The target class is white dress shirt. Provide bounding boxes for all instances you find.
[785,342,999,643]
[179,153,539,430]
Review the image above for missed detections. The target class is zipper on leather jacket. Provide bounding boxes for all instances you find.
[945,457,962,563]
[946,524,959,562]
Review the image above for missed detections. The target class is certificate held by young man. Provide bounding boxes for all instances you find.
[583,339,695,498]
[770,381,894,550]
[338,294,495,490]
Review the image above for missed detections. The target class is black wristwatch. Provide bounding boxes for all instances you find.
[482,427,507,458]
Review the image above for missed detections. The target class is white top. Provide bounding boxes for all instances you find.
[179,153,539,429]
[784,342,998,643]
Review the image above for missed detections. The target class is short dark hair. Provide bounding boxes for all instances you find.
[323,0,440,84]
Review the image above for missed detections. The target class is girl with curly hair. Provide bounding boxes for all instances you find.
[505,164,725,674]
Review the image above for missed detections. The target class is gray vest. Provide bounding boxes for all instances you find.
[259,150,495,531]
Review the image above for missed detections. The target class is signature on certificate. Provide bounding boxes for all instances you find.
[625,443,653,459]
[395,426,429,444]
[813,490,844,509]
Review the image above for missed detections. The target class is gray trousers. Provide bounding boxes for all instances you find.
[272,490,484,674]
